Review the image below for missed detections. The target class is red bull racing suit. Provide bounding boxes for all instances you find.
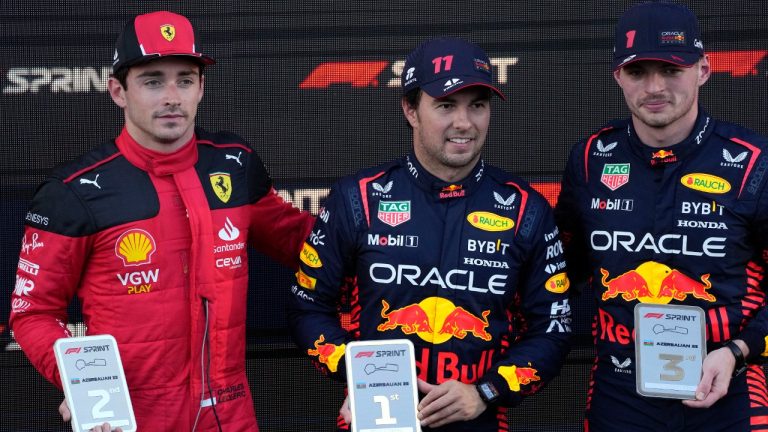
[288,154,572,431]
[10,127,313,431]
[556,111,768,431]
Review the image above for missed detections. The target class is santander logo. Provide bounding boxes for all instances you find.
[218,217,240,241]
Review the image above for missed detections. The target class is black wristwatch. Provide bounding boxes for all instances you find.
[724,340,747,377]
[476,381,500,405]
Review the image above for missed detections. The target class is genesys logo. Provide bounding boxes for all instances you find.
[299,57,519,89]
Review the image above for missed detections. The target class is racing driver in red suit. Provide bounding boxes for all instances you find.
[9,11,313,431]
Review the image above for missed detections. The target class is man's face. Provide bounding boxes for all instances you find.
[403,87,491,181]
[614,58,710,131]
[108,57,204,152]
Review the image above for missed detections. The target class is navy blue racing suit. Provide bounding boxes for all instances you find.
[288,154,572,431]
[556,110,768,431]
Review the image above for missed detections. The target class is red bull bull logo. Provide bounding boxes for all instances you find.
[438,307,492,341]
[657,270,714,302]
[307,335,346,373]
[498,364,541,392]
[377,299,433,334]
[377,297,492,343]
[601,261,715,304]
[650,149,677,166]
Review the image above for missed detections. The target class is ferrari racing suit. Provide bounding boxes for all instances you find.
[10,127,313,431]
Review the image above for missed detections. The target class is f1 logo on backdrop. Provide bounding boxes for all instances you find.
[297,50,768,90]
[299,57,520,89]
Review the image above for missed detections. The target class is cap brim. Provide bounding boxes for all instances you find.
[420,79,506,101]
[114,53,215,73]
[613,52,701,70]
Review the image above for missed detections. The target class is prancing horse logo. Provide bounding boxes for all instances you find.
[209,172,232,203]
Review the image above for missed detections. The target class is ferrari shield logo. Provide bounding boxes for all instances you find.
[210,172,232,203]
[160,24,176,42]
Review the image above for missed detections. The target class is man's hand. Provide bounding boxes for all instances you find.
[59,398,70,422]
[682,341,745,409]
[417,379,487,428]
[340,395,351,424]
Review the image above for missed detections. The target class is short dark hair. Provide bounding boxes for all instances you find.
[111,63,205,90]
[402,88,422,129]
[403,88,422,110]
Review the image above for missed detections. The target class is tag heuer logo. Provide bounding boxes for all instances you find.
[377,201,411,227]
[160,24,176,41]
[600,163,630,191]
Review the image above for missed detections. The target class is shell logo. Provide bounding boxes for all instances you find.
[680,173,731,194]
[115,229,156,266]
[467,211,514,232]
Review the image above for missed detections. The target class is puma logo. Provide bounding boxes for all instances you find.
[79,174,101,189]
[226,152,243,166]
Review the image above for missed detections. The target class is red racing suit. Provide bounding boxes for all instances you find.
[288,154,572,432]
[10,127,313,431]
[556,111,768,430]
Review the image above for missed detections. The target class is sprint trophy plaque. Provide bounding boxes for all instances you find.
[634,304,706,399]
[345,339,421,432]
[54,335,136,432]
